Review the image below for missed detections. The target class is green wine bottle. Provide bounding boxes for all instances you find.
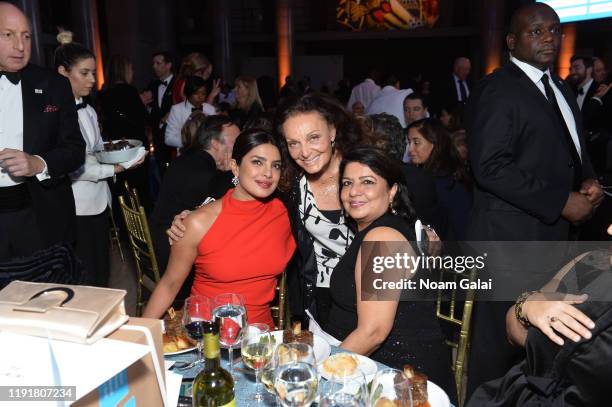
[191,320,235,407]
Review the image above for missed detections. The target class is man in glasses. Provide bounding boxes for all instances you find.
[464,2,603,396]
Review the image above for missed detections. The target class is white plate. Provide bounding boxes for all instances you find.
[364,376,450,407]
[94,139,142,164]
[319,353,377,381]
[427,380,450,407]
[164,345,197,356]
[271,330,331,364]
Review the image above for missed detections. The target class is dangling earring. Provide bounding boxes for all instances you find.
[389,202,397,215]
[232,176,239,186]
[331,139,336,149]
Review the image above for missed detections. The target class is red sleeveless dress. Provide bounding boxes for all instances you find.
[191,189,296,328]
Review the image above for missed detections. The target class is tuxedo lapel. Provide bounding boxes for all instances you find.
[20,66,44,154]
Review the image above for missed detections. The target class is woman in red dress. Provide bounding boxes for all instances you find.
[143,129,296,328]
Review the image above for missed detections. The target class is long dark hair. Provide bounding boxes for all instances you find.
[340,147,416,226]
[274,92,365,191]
[407,118,471,187]
[232,128,281,165]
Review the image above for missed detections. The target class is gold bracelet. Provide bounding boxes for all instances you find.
[515,290,540,329]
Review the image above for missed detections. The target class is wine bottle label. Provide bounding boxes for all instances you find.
[203,332,220,359]
[219,399,236,407]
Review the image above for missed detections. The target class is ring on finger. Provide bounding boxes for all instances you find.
[549,315,558,324]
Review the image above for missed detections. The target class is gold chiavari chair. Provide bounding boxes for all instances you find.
[270,271,288,330]
[123,180,141,209]
[118,191,161,316]
[435,266,477,406]
[107,206,125,262]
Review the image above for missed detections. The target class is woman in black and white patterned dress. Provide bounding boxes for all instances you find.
[275,93,366,326]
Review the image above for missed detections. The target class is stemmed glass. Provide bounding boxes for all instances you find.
[319,375,368,407]
[274,360,318,407]
[212,293,247,375]
[182,295,213,368]
[241,323,273,403]
[368,368,413,407]
[262,343,317,403]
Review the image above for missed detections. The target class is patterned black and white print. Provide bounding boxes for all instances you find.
[299,176,353,288]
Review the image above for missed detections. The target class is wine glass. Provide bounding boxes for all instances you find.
[212,293,247,375]
[262,343,317,402]
[368,368,413,407]
[320,368,368,407]
[274,361,318,407]
[182,295,213,368]
[319,375,367,407]
[241,323,273,403]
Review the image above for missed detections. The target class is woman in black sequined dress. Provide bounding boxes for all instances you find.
[322,147,456,400]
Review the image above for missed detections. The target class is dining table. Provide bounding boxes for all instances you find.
[165,344,455,407]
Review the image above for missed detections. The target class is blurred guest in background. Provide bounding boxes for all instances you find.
[151,114,239,274]
[146,51,175,175]
[366,74,413,127]
[165,75,216,149]
[347,68,381,110]
[403,92,429,126]
[407,118,472,240]
[592,57,607,84]
[99,54,152,212]
[433,57,471,114]
[232,75,264,130]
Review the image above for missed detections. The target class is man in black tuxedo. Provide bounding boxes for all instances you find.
[0,2,84,262]
[146,51,175,176]
[569,55,612,174]
[150,115,239,274]
[465,3,603,396]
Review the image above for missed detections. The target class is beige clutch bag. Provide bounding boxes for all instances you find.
[0,281,129,344]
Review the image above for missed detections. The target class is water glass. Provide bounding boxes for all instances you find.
[212,293,247,375]
[274,361,318,407]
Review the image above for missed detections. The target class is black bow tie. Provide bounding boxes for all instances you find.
[577,87,584,95]
[76,102,87,110]
[0,71,20,85]
[191,107,201,113]
[159,79,169,87]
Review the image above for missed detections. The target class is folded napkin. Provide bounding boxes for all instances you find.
[119,146,146,169]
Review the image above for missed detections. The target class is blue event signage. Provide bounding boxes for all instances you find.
[537,0,612,23]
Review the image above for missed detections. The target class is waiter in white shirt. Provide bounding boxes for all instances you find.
[0,3,84,262]
[165,75,216,149]
[55,34,144,286]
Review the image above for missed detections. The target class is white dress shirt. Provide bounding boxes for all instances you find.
[70,98,114,216]
[157,74,173,109]
[365,85,414,127]
[453,74,470,103]
[165,100,216,148]
[0,75,50,187]
[511,56,581,160]
[576,78,593,110]
[347,78,381,110]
